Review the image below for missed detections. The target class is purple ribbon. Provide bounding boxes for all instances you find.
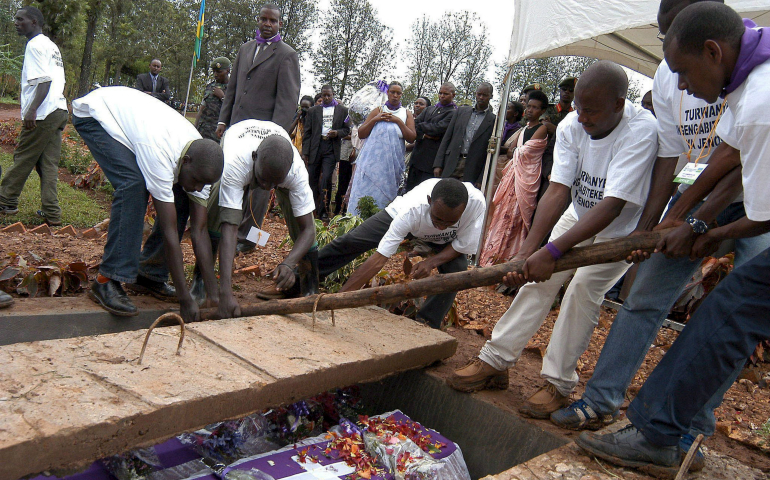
[322,99,339,107]
[254,31,282,43]
[384,100,401,110]
[723,20,770,97]
[374,80,389,93]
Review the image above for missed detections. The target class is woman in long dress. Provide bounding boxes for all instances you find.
[347,82,416,215]
[480,91,549,266]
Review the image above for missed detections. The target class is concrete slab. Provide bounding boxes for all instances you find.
[0,307,457,480]
[0,296,177,346]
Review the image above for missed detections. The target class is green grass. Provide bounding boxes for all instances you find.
[0,96,19,105]
[0,152,109,228]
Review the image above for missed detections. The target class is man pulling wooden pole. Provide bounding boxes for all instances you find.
[200,228,671,320]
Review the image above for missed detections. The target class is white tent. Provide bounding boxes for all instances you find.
[507,0,770,77]
[475,0,770,262]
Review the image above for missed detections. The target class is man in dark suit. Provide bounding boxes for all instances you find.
[303,85,350,219]
[434,83,495,188]
[216,3,302,253]
[405,82,457,192]
[135,59,171,102]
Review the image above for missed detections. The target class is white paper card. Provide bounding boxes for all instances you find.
[674,162,708,185]
[246,227,270,247]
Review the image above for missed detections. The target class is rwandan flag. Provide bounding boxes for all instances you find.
[193,0,205,67]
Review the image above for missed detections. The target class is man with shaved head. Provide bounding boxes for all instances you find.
[553,1,770,470]
[448,61,659,421]
[405,82,458,191]
[136,59,171,102]
[576,3,770,475]
[199,120,316,319]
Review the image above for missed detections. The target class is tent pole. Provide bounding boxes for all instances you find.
[472,65,515,266]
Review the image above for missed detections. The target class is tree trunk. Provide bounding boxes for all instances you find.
[200,229,673,321]
[77,1,102,97]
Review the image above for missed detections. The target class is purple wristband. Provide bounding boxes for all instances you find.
[545,242,563,260]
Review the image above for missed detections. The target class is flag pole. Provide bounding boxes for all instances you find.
[182,52,196,118]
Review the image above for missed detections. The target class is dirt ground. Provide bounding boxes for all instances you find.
[0,102,19,122]
[1,211,769,473]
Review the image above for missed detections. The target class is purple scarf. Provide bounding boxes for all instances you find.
[439,102,457,110]
[723,20,770,96]
[384,100,401,110]
[254,31,282,43]
[322,99,339,107]
[502,121,521,141]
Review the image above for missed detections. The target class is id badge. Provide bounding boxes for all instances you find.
[246,227,270,247]
[673,162,707,185]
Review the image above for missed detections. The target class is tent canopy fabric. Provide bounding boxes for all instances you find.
[507,0,770,77]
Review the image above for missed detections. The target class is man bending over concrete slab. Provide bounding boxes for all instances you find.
[318,178,485,329]
[72,86,223,322]
[200,120,317,320]
[447,61,659,420]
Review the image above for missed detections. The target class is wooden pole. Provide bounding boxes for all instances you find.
[200,229,672,320]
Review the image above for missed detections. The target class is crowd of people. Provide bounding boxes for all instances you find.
[0,1,769,477]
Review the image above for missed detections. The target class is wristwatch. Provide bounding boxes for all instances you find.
[686,215,709,234]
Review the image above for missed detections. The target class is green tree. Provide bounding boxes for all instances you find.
[401,15,438,107]
[312,0,393,98]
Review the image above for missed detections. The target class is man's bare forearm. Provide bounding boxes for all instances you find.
[635,156,677,231]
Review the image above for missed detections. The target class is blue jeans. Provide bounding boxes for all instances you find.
[583,193,770,436]
[628,247,770,446]
[73,116,149,283]
[138,183,190,282]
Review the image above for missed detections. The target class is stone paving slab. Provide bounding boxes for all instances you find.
[0,307,457,480]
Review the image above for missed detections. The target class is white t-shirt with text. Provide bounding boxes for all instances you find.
[716,59,770,222]
[72,86,204,203]
[653,60,729,196]
[549,100,658,239]
[379,178,486,258]
[21,34,67,120]
[217,120,314,218]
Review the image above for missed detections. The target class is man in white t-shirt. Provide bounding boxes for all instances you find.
[552,1,770,466]
[318,178,485,329]
[71,87,223,322]
[448,61,659,419]
[201,120,317,320]
[576,4,770,475]
[0,7,68,226]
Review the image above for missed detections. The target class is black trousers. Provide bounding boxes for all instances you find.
[318,210,468,328]
[405,165,434,193]
[334,160,353,215]
[308,139,336,217]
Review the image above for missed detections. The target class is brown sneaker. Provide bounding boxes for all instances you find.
[447,358,509,392]
[520,383,570,419]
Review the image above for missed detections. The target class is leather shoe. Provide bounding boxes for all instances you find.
[126,275,177,301]
[576,425,680,478]
[236,242,256,255]
[447,357,509,392]
[89,279,138,317]
[0,290,13,309]
[520,383,570,419]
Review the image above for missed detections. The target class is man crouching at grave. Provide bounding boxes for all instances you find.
[200,120,317,320]
[318,178,485,329]
[447,61,659,419]
[71,86,223,322]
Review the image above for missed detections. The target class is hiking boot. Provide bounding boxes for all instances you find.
[576,425,680,479]
[679,433,705,472]
[236,241,256,255]
[551,399,620,430]
[447,357,509,392]
[36,210,61,226]
[89,279,138,317]
[519,383,570,419]
[126,275,177,301]
[0,205,18,215]
[0,290,13,309]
